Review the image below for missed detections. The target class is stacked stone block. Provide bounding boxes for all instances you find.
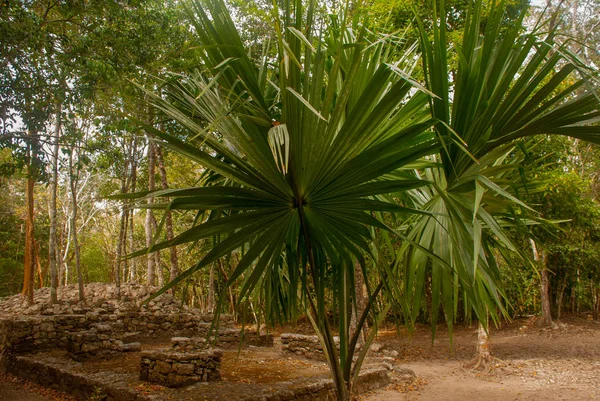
[280,333,360,360]
[281,333,326,359]
[139,337,222,387]
[66,323,141,360]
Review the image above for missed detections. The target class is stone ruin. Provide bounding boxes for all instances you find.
[66,323,141,360]
[280,333,399,361]
[281,333,328,359]
[140,336,222,387]
[0,284,400,400]
[0,283,263,370]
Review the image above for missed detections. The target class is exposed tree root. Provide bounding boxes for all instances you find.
[463,352,493,372]
[463,354,508,372]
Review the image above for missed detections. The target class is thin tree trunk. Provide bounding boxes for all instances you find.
[128,209,135,282]
[217,258,236,316]
[571,282,577,314]
[115,167,129,296]
[350,260,369,345]
[57,222,64,288]
[116,205,127,291]
[22,140,36,305]
[69,150,85,302]
[591,280,599,321]
[208,264,215,313]
[128,137,137,283]
[62,205,71,286]
[35,240,43,288]
[154,227,163,287]
[556,275,568,320]
[540,264,552,326]
[48,108,61,304]
[531,239,553,326]
[154,145,179,281]
[145,141,156,286]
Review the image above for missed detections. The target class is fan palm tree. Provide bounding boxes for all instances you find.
[126,0,440,398]
[121,0,600,399]
[397,0,600,361]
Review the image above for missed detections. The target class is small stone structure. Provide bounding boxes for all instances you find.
[280,333,373,360]
[281,333,344,360]
[139,337,222,387]
[66,323,141,360]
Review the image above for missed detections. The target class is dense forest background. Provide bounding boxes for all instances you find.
[1,0,600,328]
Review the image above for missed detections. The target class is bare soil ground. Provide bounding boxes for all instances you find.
[0,373,77,401]
[364,315,600,401]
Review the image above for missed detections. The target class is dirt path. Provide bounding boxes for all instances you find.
[364,316,600,401]
[0,373,76,401]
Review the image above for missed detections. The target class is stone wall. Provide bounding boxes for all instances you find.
[0,314,89,356]
[66,324,141,360]
[140,347,223,387]
[280,333,338,360]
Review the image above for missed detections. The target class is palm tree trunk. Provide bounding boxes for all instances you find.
[296,195,348,401]
[464,314,493,370]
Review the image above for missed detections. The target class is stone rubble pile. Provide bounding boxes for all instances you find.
[0,283,205,318]
[139,337,222,388]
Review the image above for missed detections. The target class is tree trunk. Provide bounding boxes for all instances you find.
[35,239,44,288]
[115,161,129,296]
[571,283,577,314]
[540,264,553,326]
[531,239,553,326]
[154,145,179,281]
[591,280,599,321]
[57,222,65,288]
[208,264,215,313]
[69,150,85,302]
[48,109,61,304]
[217,258,236,317]
[62,206,70,286]
[127,210,135,283]
[464,315,493,370]
[116,205,126,292]
[128,137,138,283]
[556,275,568,320]
[22,140,36,305]
[350,260,369,345]
[476,321,492,360]
[145,141,156,286]
[155,233,163,287]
